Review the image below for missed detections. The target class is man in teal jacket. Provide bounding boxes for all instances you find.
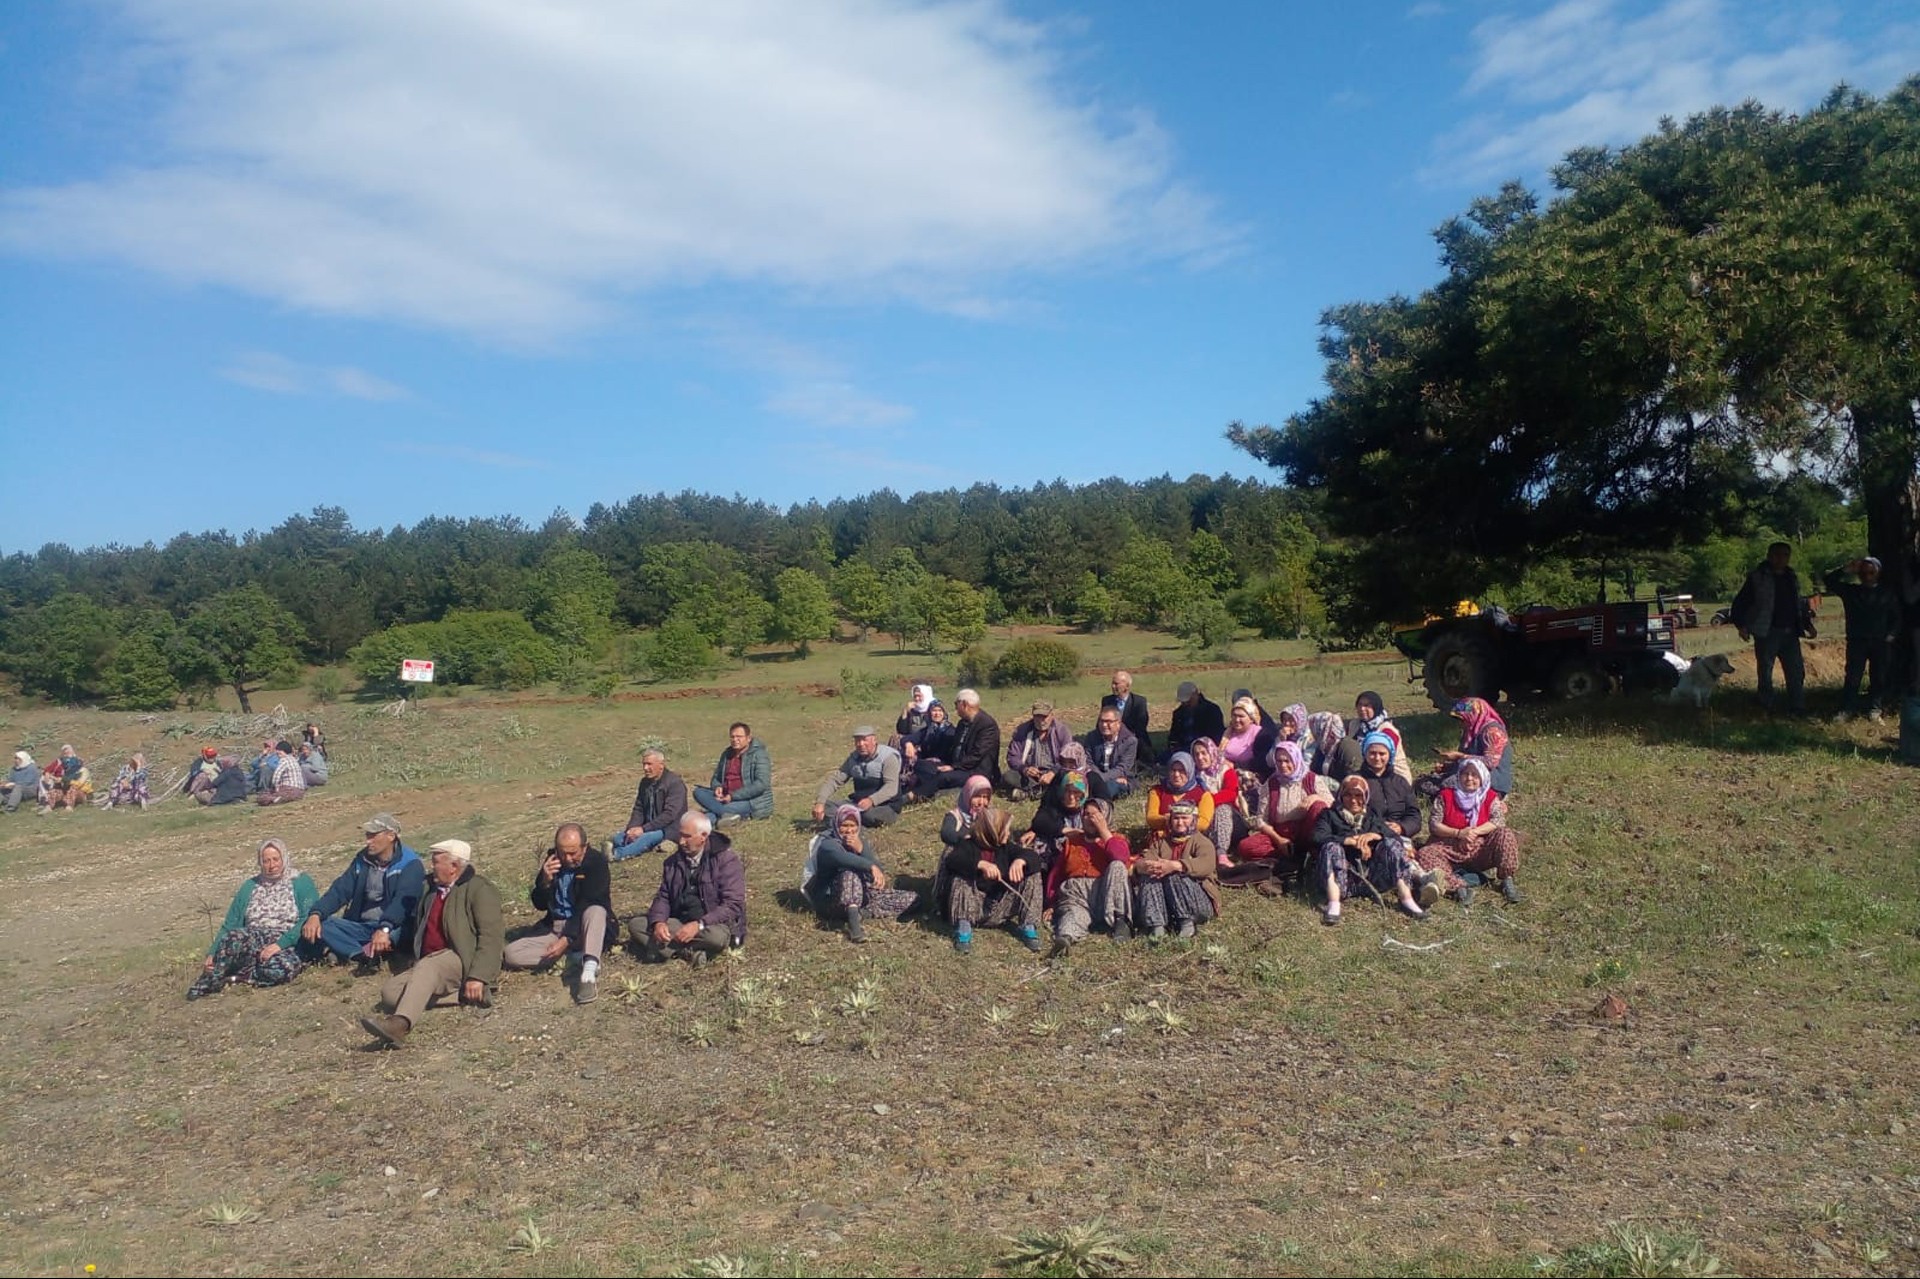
[692,722,774,823]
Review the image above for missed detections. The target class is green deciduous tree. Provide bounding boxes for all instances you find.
[830,561,890,642]
[1106,537,1194,627]
[770,567,836,657]
[177,584,306,712]
[104,610,183,710]
[2,593,117,702]
[528,546,619,654]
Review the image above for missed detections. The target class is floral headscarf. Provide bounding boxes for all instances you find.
[1190,737,1228,790]
[1447,758,1492,824]
[1265,739,1305,782]
[1279,703,1312,747]
[243,838,300,934]
[1451,698,1505,751]
[834,803,864,831]
[1308,711,1344,759]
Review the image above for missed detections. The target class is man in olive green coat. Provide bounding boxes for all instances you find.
[362,839,503,1048]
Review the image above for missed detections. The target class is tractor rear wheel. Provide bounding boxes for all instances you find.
[1421,627,1500,711]
[1550,656,1607,700]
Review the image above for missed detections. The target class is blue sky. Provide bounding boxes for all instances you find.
[3,0,1916,551]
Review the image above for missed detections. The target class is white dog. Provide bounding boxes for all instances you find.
[1667,651,1736,707]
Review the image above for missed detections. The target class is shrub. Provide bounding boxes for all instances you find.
[836,666,888,709]
[990,637,1081,687]
[347,611,562,693]
[588,673,620,702]
[953,643,995,689]
[309,667,345,704]
[634,616,717,682]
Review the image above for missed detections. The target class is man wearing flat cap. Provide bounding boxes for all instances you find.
[1005,699,1073,801]
[362,838,502,1048]
[813,726,904,827]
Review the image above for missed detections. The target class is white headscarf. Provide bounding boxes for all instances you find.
[909,683,935,713]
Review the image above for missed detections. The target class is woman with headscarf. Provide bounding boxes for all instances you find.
[49,747,91,812]
[937,774,1039,953]
[188,837,319,999]
[1131,799,1220,940]
[1414,758,1522,905]
[895,684,937,744]
[3,751,40,815]
[182,746,222,797]
[1144,752,1215,837]
[1306,711,1360,783]
[1357,731,1434,905]
[1278,703,1313,752]
[1189,737,1245,861]
[1221,697,1275,775]
[1311,775,1427,926]
[1230,741,1333,875]
[803,804,919,944]
[1042,795,1135,949]
[1349,691,1412,782]
[1420,697,1515,799]
[104,754,151,810]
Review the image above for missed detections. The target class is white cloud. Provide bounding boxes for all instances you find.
[219,350,410,400]
[765,382,914,429]
[0,0,1227,343]
[1431,0,1920,186]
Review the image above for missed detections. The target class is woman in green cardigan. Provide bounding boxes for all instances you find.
[188,838,318,1000]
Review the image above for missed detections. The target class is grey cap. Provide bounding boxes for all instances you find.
[1177,681,1199,700]
[363,813,401,835]
[851,725,877,738]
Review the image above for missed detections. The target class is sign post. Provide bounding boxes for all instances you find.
[400,659,434,708]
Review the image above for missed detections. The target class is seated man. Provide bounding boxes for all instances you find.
[1101,669,1151,750]
[909,689,1000,800]
[630,813,747,966]
[248,739,278,794]
[1081,705,1139,801]
[361,839,503,1048]
[502,822,613,1005]
[610,749,688,860]
[812,726,904,827]
[1005,700,1073,800]
[196,754,251,806]
[300,814,425,964]
[256,740,307,806]
[298,741,329,788]
[692,722,773,824]
[1165,681,1224,763]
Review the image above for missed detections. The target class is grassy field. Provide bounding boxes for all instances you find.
[0,625,1914,1278]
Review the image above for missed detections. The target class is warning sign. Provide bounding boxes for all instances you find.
[400,659,436,683]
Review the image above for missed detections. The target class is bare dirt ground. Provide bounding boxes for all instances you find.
[0,649,1914,1277]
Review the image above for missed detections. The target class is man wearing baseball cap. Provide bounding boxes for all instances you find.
[300,813,425,967]
[812,725,903,827]
[362,838,502,1048]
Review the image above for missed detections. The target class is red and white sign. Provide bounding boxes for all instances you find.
[400,659,436,683]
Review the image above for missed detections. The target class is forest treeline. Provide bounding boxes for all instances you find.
[0,470,1863,710]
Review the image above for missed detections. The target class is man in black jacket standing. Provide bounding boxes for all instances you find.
[503,822,613,1005]
[1101,670,1151,749]
[1165,680,1224,763]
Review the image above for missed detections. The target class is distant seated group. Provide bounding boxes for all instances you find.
[180,724,331,809]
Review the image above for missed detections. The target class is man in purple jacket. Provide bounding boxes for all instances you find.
[628,813,746,967]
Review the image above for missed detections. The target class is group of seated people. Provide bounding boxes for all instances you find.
[183,686,1520,1046]
[2,746,92,813]
[178,723,330,808]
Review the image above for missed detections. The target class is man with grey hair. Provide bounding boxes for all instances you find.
[813,726,903,827]
[610,748,688,861]
[910,688,1001,800]
[1101,669,1150,746]
[1165,680,1224,764]
[362,838,503,1048]
[503,822,613,1005]
[631,812,746,966]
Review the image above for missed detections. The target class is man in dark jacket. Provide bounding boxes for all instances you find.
[301,813,426,963]
[1166,681,1225,762]
[693,722,774,823]
[630,813,747,965]
[1082,705,1140,801]
[503,822,614,1004]
[1825,556,1902,722]
[610,749,688,861]
[195,756,251,807]
[912,688,1001,799]
[362,838,503,1047]
[1731,541,1806,714]
[1101,670,1151,749]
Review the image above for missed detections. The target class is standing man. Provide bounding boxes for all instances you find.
[692,722,773,824]
[301,814,425,965]
[610,749,689,861]
[1102,671,1151,750]
[1825,556,1902,722]
[911,688,1001,799]
[1081,705,1139,801]
[502,823,613,1005]
[361,839,503,1048]
[813,727,904,827]
[1731,541,1806,715]
[1166,681,1225,763]
[631,813,747,966]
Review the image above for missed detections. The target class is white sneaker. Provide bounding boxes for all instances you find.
[1868,708,1884,723]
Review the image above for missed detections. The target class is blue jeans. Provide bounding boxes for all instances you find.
[314,916,385,960]
[693,787,755,820]
[1752,631,1805,711]
[610,828,668,860]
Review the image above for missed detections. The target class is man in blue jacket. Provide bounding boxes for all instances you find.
[300,813,426,966]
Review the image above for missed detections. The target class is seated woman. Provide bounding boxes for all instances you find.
[1307,712,1361,783]
[2,751,40,814]
[1189,738,1245,861]
[804,804,919,944]
[1131,799,1220,940]
[182,746,221,798]
[298,742,330,788]
[1356,732,1433,905]
[1415,759,1522,904]
[188,837,318,999]
[1230,741,1332,875]
[1351,691,1413,782]
[1144,752,1215,837]
[104,754,151,810]
[196,755,251,806]
[893,683,938,747]
[1042,794,1135,949]
[49,751,92,812]
[903,698,956,772]
[1277,703,1313,753]
[936,775,1039,954]
[1220,698,1277,776]
[1311,775,1427,926]
[1419,697,1515,800]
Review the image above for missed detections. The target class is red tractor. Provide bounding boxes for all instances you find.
[1393,600,1680,710]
